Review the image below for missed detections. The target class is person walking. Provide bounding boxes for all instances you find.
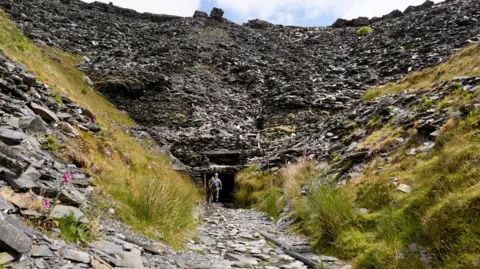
[210,173,223,203]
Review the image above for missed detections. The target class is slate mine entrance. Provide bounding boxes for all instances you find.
[206,173,235,203]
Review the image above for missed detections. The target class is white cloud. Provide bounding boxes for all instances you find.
[81,0,201,17]
[214,0,442,25]
[343,0,441,19]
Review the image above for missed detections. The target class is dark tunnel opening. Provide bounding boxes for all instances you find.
[206,173,236,203]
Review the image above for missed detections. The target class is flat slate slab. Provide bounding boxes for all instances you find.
[0,212,32,253]
[50,205,88,223]
[30,102,59,123]
[0,128,24,146]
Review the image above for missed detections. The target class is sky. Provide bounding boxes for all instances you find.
[82,0,442,26]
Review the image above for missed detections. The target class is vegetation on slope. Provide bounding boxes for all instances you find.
[235,165,285,220]
[364,42,480,100]
[236,45,480,268]
[0,10,200,246]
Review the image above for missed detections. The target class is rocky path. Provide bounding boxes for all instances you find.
[153,204,350,269]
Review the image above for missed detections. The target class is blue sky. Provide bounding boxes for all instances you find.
[83,0,441,26]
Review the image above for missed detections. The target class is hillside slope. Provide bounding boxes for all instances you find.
[0,8,199,249]
[2,0,480,180]
[234,39,480,269]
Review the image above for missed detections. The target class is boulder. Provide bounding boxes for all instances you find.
[0,196,15,212]
[29,103,59,123]
[209,7,224,21]
[58,122,79,136]
[0,212,32,253]
[18,116,47,133]
[193,10,208,19]
[56,112,72,121]
[0,128,24,146]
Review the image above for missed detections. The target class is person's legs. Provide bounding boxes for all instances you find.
[215,189,220,202]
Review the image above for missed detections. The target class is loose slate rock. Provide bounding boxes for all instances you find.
[0,128,24,146]
[60,249,91,264]
[397,184,413,193]
[50,205,88,223]
[4,166,39,190]
[91,240,143,268]
[30,102,59,123]
[31,244,54,257]
[0,212,32,253]
[19,116,47,133]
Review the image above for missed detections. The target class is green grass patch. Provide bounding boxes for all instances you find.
[234,166,281,210]
[258,188,285,221]
[294,184,355,251]
[47,135,60,151]
[356,26,374,36]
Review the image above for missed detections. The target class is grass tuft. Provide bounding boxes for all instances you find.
[294,184,355,250]
[356,26,374,36]
[47,135,60,151]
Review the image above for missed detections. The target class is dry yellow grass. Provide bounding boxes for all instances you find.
[282,161,319,200]
[357,123,403,153]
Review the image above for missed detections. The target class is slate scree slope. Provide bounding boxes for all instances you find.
[2,0,480,182]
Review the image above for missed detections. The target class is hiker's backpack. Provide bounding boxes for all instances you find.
[211,179,219,190]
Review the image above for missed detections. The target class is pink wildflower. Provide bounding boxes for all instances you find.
[42,199,51,209]
[63,170,72,183]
